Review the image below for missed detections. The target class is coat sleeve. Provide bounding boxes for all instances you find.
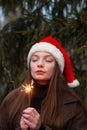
[65,102,87,130]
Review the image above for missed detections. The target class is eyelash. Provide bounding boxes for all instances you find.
[31,59,38,62]
[45,60,53,62]
[31,59,53,63]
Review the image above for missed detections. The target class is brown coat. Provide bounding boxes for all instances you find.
[0,87,87,130]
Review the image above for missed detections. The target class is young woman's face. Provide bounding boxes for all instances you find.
[30,51,56,85]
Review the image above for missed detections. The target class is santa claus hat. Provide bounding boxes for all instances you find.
[27,36,80,88]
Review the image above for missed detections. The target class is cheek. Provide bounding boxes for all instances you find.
[30,62,36,76]
[46,64,55,77]
[30,62,36,69]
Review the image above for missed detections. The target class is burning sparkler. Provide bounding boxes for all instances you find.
[21,80,34,106]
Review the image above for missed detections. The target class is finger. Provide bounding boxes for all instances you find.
[27,107,40,116]
[20,116,29,129]
[23,107,38,117]
[22,116,30,126]
[22,111,41,130]
[22,114,33,122]
[22,107,41,125]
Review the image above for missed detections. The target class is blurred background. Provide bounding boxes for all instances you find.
[0,0,87,108]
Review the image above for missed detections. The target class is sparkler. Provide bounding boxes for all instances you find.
[21,80,34,106]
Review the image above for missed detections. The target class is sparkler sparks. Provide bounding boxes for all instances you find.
[21,80,34,106]
[22,81,34,94]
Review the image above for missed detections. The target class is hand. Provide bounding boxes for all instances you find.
[20,107,41,130]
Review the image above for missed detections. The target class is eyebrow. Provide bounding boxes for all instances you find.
[31,54,53,58]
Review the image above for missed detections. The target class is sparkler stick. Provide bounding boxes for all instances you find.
[21,80,34,106]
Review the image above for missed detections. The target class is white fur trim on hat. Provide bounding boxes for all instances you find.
[27,42,64,73]
[67,79,80,88]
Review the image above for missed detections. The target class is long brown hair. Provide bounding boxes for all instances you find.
[40,62,64,129]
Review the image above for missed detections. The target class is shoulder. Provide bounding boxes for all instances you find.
[63,86,80,104]
[62,86,87,120]
[62,87,87,129]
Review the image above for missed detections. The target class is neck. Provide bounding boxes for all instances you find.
[35,80,50,85]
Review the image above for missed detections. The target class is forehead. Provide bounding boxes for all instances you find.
[32,51,54,57]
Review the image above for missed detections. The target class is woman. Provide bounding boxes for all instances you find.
[0,36,87,130]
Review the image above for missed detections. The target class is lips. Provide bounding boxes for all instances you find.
[36,70,45,74]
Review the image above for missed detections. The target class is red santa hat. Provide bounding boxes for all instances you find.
[27,36,80,88]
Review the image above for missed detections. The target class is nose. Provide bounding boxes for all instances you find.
[37,59,44,67]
